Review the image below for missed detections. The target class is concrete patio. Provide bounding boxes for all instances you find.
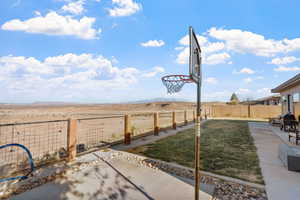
[11,150,213,200]
[249,122,300,200]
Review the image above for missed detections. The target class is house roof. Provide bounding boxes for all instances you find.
[271,73,300,93]
[256,95,281,101]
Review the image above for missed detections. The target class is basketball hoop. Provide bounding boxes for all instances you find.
[161,26,203,200]
[161,75,194,94]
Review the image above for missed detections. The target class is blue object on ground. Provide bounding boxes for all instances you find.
[0,143,35,183]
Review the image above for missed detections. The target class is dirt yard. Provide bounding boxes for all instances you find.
[0,102,197,124]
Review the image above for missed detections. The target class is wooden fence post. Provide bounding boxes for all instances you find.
[154,112,159,135]
[248,104,251,118]
[124,115,131,145]
[184,110,188,125]
[172,111,177,129]
[67,119,77,161]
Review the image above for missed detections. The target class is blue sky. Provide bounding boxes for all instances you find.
[1,0,300,103]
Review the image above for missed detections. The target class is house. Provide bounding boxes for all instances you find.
[255,95,281,105]
[271,73,300,118]
[240,95,281,105]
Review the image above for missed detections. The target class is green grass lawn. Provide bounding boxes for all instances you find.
[127,120,264,184]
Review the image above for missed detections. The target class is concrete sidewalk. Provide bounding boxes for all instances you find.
[11,150,212,200]
[249,122,300,200]
[113,123,195,151]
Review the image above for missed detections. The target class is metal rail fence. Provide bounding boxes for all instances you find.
[176,111,185,126]
[77,116,124,152]
[0,110,195,177]
[158,112,173,129]
[131,113,154,137]
[0,120,68,176]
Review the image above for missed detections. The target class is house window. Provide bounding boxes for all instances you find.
[293,93,300,102]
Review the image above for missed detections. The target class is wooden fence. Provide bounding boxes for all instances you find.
[202,105,281,119]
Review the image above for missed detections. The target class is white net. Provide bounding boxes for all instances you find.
[162,75,193,94]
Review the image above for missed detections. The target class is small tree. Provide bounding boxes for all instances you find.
[229,93,239,104]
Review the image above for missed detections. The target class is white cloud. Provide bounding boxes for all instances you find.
[243,77,252,83]
[237,88,251,94]
[268,56,300,65]
[258,88,270,93]
[62,0,85,15]
[241,76,263,84]
[142,66,165,77]
[257,88,271,96]
[176,47,189,64]
[0,53,169,102]
[1,11,99,39]
[234,67,255,74]
[204,90,231,101]
[108,0,142,17]
[34,11,41,16]
[141,40,165,47]
[0,53,143,101]
[179,34,207,46]
[0,56,54,75]
[208,27,300,57]
[204,77,218,84]
[176,47,230,65]
[235,87,271,100]
[176,34,229,65]
[175,46,184,51]
[204,42,225,53]
[205,52,230,65]
[274,66,300,72]
[176,27,300,68]
[178,34,225,53]
[255,76,264,80]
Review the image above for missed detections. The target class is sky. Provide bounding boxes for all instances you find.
[1,0,300,103]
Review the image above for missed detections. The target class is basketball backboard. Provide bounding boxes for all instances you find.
[189,26,202,84]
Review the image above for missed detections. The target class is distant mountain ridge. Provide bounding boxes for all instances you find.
[122,98,191,104]
[31,101,78,105]
[0,98,192,105]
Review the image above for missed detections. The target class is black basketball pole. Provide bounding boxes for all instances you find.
[194,51,201,200]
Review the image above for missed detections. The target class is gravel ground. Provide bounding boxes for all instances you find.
[0,149,268,200]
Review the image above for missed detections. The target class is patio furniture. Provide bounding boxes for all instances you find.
[281,113,296,132]
[279,143,300,171]
[269,116,281,126]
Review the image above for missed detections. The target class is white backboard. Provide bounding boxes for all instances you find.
[189,26,202,84]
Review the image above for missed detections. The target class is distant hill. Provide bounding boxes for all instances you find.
[123,98,191,104]
[31,101,78,105]
[0,99,225,106]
